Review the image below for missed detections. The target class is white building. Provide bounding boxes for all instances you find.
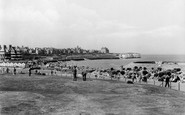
[119,53,141,59]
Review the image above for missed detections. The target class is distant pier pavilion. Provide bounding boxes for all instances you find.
[118,53,141,59]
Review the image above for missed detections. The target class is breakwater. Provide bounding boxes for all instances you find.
[63,53,119,61]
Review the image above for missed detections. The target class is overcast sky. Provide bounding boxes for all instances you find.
[0,0,185,54]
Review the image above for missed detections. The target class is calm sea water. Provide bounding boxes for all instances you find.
[67,55,185,69]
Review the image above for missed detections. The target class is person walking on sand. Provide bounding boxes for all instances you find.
[73,66,77,81]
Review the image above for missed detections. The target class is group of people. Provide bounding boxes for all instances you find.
[1,64,184,89]
[117,66,183,87]
[72,66,87,81]
[72,65,183,88]
[0,67,17,75]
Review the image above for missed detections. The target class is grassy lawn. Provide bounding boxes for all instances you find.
[0,74,185,115]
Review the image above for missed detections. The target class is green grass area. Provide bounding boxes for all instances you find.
[0,74,185,115]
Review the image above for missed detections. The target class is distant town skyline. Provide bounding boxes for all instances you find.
[0,0,185,54]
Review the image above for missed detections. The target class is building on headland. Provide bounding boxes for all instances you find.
[10,46,22,60]
[0,45,5,61]
[101,47,109,53]
[119,53,141,59]
[0,45,22,61]
[0,45,10,61]
[1,44,112,61]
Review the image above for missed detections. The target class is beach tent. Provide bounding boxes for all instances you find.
[22,63,26,68]
[10,62,13,67]
[2,62,6,66]
[15,63,21,67]
[19,63,22,67]
[6,63,10,67]
[18,63,23,68]
[16,63,19,67]
[13,63,17,67]
[46,63,50,67]
[17,63,21,67]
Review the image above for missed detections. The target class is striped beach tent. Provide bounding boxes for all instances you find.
[17,63,21,67]
[9,62,13,67]
[13,63,17,67]
[21,63,26,68]
[2,62,6,66]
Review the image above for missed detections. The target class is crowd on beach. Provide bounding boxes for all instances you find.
[1,61,185,88]
[78,65,185,87]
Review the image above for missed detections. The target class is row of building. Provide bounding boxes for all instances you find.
[0,45,22,61]
[0,45,110,61]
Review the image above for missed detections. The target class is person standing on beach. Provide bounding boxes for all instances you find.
[13,67,16,75]
[142,67,148,83]
[82,71,87,81]
[73,66,77,81]
[6,67,9,74]
[131,73,136,82]
[165,72,171,87]
[137,69,142,82]
[29,68,32,76]
[51,70,53,75]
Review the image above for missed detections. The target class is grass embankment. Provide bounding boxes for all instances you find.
[0,74,185,115]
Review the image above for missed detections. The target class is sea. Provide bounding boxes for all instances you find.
[66,55,185,69]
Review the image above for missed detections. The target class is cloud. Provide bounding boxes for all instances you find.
[0,0,137,48]
[89,25,185,54]
[145,25,185,37]
[100,25,185,39]
[0,0,185,54]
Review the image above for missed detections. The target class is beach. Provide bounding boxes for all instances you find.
[1,55,185,114]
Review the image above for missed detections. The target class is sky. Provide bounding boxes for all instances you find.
[0,0,185,54]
